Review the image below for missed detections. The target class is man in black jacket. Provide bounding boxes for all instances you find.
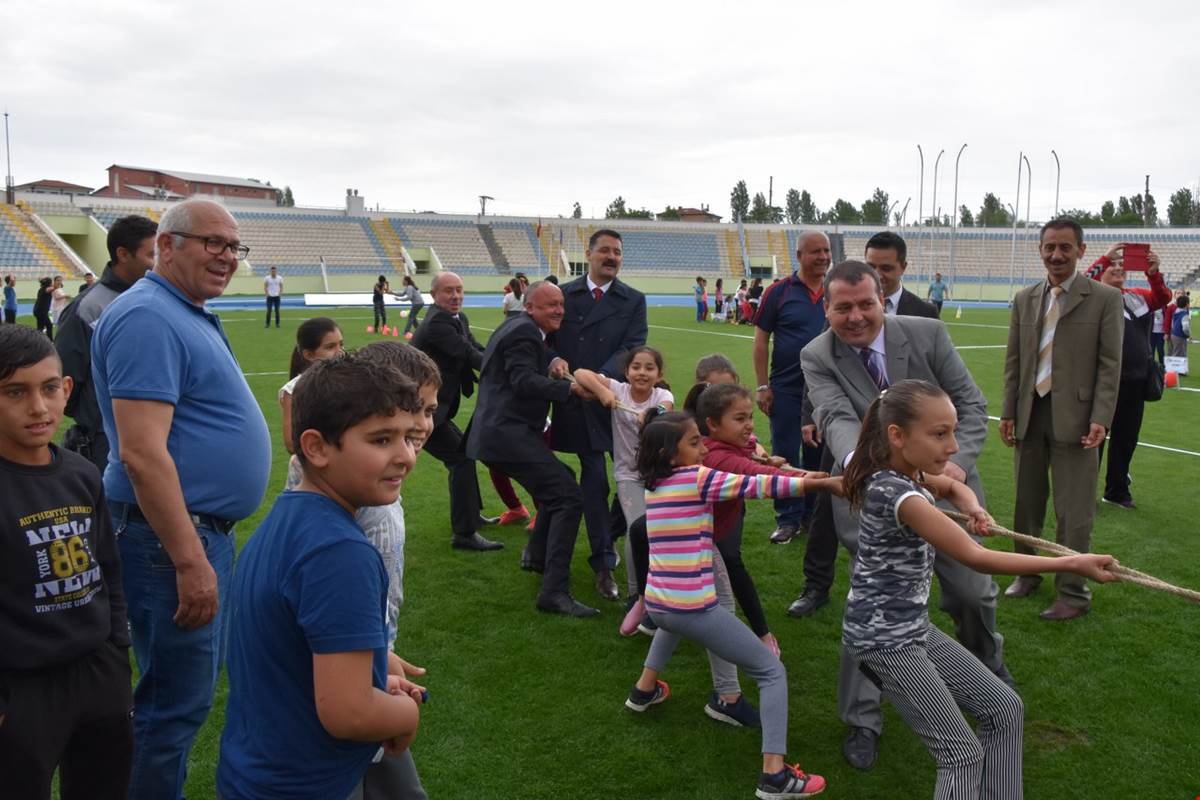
[466,282,598,617]
[55,214,157,474]
[411,271,503,551]
[864,231,939,319]
[548,229,647,602]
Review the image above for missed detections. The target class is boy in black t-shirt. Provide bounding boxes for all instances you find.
[0,325,133,800]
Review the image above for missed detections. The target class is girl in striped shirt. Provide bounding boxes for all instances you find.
[623,411,839,800]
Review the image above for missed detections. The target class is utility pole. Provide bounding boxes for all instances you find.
[768,176,773,208]
[1142,173,1152,226]
[3,110,13,205]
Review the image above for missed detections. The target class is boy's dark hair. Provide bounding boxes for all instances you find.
[636,411,695,491]
[693,353,737,382]
[865,230,907,262]
[106,215,158,262]
[696,383,752,433]
[358,340,442,397]
[289,317,341,379]
[291,351,419,462]
[622,345,669,390]
[0,325,59,382]
[588,228,622,249]
[1039,217,1084,246]
[544,274,559,285]
[1177,295,1190,309]
[842,379,949,509]
[823,259,882,297]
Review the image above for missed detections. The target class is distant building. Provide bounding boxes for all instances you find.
[657,206,722,223]
[92,164,280,203]
[14,179,94,196]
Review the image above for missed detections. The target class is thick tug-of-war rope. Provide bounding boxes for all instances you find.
[565,372,643,415]
[942,509,1200,604]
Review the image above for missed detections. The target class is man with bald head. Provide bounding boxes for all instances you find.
[753,230,831,544]
[411,270,503,551]
[467,281,597,616]
[91,199,272,798]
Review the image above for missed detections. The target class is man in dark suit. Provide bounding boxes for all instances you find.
[548,229,648,602]
[864,230,939,319]
[411,271,503,551]
[802,260,1009,771]
[467,281,598,617]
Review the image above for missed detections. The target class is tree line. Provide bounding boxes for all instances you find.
[578,184,1200,227]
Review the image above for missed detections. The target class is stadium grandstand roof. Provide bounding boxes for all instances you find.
[106,164,273,191]
[14,178,94,193]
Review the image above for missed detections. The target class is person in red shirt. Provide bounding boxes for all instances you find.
[1088,244,1171,508]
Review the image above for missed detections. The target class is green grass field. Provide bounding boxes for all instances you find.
[118,305,1199,799]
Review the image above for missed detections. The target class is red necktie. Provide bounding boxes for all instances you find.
[593,287,603,302]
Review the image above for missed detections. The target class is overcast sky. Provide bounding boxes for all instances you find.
[4,0,1198,222]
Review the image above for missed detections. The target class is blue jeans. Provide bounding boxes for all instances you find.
[767,387,821,527]
[112,502,235,800]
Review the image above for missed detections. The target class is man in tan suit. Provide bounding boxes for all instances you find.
[1000,218,1123,620]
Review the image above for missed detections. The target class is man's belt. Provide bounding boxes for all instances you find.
[121,503,237,535]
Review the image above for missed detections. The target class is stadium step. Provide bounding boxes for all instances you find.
[370,218,410,274]
[476,223,511,274]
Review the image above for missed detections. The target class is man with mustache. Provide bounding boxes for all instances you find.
[547,229,647,603]
[1000,219,1123,621]
[467,282,599,617]
[802,259,1009,771]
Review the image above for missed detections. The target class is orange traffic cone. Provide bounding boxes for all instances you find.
[381,325,390,336]
[366,325,374,333]
[1165,371,1179,389]
[392,327,400,337]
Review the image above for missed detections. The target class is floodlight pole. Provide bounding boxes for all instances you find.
[3,111,13,205]
[949,143,967,293]
[887,200,898,227]
[900,197,910,228]
[930,149,944,287]
[1008,152,1023,302]
[1023,155,1032,263]
[916,146,924,280]
[479,194,493,217]
[1050,149,1061,217]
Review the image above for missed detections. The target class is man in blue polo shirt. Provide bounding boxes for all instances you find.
[92,198,271,800]
[753,230,831,544]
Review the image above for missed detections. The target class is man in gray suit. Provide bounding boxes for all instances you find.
[802,260,1010,771]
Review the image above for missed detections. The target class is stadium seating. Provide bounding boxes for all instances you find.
[0,204,76,279]
[227,212,391,276]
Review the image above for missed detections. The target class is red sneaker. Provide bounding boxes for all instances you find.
[498,505,531,525]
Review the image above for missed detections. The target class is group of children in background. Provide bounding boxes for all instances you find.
[695,275,768,325]
[0,308,1118,800]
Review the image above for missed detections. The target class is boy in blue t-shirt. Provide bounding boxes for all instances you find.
[218,352,426,800]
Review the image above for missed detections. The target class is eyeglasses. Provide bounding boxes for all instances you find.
[170,231,250,260]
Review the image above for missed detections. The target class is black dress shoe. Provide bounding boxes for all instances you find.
[536,593,600,618]
[595,569,619,601]
[519,546,544,573]
[451,532,504,551]
[843,726,879,771]
[786,587,829,618]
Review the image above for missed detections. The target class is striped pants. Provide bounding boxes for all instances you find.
[848,626,1024,800]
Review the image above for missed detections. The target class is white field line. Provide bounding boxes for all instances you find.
[984,416,1200,458]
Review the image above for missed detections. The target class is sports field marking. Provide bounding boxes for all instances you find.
[945,321,1010,330]
[984,415,1200,458]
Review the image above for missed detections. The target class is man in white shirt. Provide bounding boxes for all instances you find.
[264,266,283,328]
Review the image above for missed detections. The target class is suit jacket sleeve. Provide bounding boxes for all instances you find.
[930,322,988,472]
[598,292,648,377]
[1001,296,1023,420]
[1091,288,1125,429]
[802,342,862,467]
[508,337,573,404]
[428,314,483,371]
[54,309,91,416]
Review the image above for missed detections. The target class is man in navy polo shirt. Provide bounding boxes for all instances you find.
[752,230,831,544]
[92,199,271,800]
